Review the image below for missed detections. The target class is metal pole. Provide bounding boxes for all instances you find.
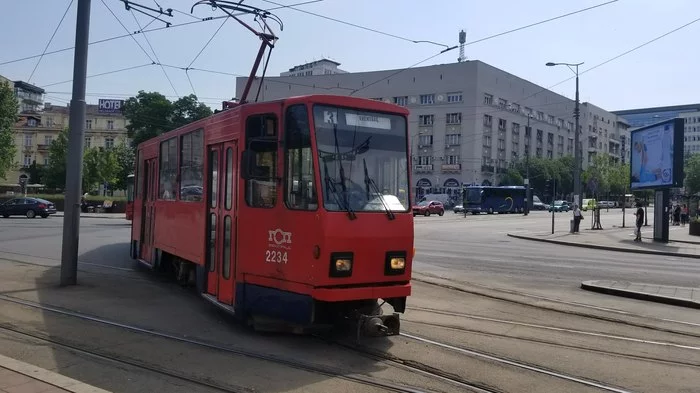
[60,0,91,286]
[551,178,556,234]
[622,187,626,228]
[524,116,531,216]
[573,66,581,209]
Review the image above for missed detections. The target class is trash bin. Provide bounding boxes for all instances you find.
[570,219,574,233]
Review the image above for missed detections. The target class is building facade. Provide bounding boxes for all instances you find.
[3,79,130,184]
[238,60,629,199]
[613,103,700,157]
[279,59,348,77]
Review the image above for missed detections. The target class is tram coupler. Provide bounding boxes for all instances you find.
[355,312,401,342]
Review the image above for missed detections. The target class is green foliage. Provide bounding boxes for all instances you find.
[499,168,523,186]
[111,141,135,190]
[82,147,119,192]
[43,128,70,189]
[124,91,212,147]
[0,81,18,180]
[685,153,700,196]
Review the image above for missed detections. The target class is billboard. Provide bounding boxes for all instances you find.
[629,118,684,190]
[98,99,124,114]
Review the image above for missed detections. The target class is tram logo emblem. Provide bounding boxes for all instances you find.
[268,228,292,249]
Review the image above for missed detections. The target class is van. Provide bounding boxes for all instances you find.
[581,198,597,211]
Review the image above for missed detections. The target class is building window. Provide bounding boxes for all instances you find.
[446,112,462,125]
[498,98,508,108]
[484,94,493,106]
[445,134,460,145]
[498,118,506,131]
[24,134,32,146]
[483,135,492,147]
[417,156,432,165]
[419,114,434,126]
[446,155,460,165]
[84,137,91,149]
[86,119,92,129]
[43,157,49,166]
[284,104,317,210]
[510,103,521,113]
[27,118,37,127]
[447,92,462,103]
[548,115,555,124]
[107,120,114,130]
[512,123,520,135]
[44,135,53,145]
[105,137,114,149]
[483,115,492,127]
[419,94,435,105]
[245,114,278,208]
[393,96,408,106]
[418,134,433,146]
[23,155,32,167]
[180,129,204,202]
[159,137,177,200]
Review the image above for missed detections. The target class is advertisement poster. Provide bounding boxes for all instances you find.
[630,122,674,189]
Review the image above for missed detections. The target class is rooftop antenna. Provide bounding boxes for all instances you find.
[191,0,283,109]
[457,29,467,62]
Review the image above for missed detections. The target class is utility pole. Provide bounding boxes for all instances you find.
[60,0,91,286]
[524,115,532,216]
[551,177,556,234]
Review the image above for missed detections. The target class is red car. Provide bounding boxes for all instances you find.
[412,200,444,217]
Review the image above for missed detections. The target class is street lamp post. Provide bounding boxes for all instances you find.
[524,114,532,216]
[546,61,583,208]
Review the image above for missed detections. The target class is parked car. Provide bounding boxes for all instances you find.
[412,200,445,217]
[548,200,570,212]
[532,195,547,210]
[453,204,464,214]
[0,197,57,218]
[581,198,597,212]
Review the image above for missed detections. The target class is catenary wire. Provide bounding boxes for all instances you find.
[28,0,75,83]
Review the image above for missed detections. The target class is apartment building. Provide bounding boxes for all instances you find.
[280,58,348,77]
[237,60,629,198]
[613,103,700,157]
[3,78,130,184]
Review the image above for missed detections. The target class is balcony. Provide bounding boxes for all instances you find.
[22,146,34,153]
[481,165,495,173]
[441,164,461,172]
[37,144,51,151]
[413,164,433,173]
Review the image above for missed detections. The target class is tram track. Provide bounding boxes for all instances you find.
[0,294,440,393]
[412,275,700,338]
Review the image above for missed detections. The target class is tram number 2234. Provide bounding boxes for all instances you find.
[265,250,288,264]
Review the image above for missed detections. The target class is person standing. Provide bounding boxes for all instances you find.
[572,204,583,233]
[634,202,645,242]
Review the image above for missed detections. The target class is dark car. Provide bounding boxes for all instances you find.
[548,200,570,212]
[412,200,445,217]
[0,197,57,218]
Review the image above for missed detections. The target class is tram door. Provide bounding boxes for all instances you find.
[206,141,239,305]
[140,158,158,265]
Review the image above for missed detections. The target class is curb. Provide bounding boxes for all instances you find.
[580,281,700,309]
[0,353,110,393]
[54,214,126,220]
[506,233,700,259]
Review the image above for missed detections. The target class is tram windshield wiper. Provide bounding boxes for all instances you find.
[363,158,395,220]
[323,159,356,220]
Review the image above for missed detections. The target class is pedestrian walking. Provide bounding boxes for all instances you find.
[634,202,644,242]
[572,204,583,233]
[681,204,689,227]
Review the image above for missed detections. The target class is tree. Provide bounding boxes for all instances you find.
[82,147,119,193]
[583,154,612,197]
[43,128,69,189]
[124,91,212,147]
[0,80,18,180]
[112,140,135,191]
[499,168,523,186]
[685,154,700,196]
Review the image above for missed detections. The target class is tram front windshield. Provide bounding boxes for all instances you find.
[312,105,409,214]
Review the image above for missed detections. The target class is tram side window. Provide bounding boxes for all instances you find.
[245,114,278,208]
[180,129,204,202]
[159,138,177,200]
[284,105,317,210]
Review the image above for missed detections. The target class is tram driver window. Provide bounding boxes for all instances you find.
[245,114,278,208]
[284,105,317,210]
[159,137,177,200]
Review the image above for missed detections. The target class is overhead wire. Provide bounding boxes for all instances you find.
[28,0,75,83]
[100,0,156,63]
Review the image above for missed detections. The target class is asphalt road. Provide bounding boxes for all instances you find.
[1,213,700,392]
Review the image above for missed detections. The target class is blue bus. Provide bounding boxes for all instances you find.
[463,185,526,214]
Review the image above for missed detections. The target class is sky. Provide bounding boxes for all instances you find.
[1,0,698,112]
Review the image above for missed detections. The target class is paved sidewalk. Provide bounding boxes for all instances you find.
[508,226,700,258]
[0,354,110,393]
[53,212,126,219]
[581,280,700,309]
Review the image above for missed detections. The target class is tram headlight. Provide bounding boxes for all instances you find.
[385,251,407,275]
[330,252,353,277]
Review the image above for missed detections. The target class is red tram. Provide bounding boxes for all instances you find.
[130,95,414,336]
